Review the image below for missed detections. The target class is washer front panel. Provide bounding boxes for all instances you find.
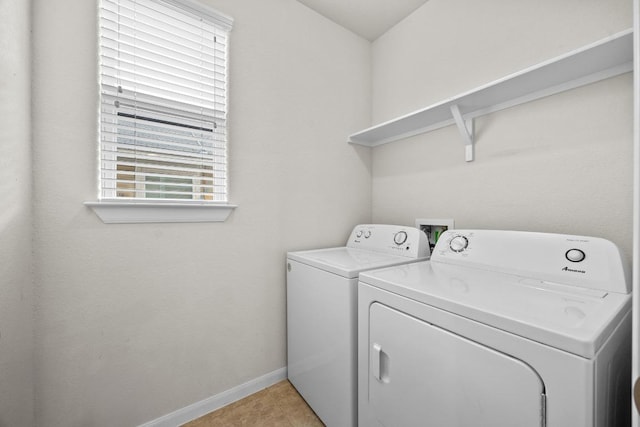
[287,259,357,426]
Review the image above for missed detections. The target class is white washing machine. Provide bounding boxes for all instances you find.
[358,229,631,427]
[287,224,430,427]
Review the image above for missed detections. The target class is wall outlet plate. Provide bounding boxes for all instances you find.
[415,218,455,251]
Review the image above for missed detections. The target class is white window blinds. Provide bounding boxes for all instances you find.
[99,0,232,202]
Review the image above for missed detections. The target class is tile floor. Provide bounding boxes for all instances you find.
[182,380,324,426]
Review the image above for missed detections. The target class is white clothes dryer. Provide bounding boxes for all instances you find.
[287,224,429,427]
[358,229,631,427]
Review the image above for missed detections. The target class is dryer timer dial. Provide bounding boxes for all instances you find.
[449,235,469,253]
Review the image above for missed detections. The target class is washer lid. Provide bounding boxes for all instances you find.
[288,247,426,279]
[359,261,630,358]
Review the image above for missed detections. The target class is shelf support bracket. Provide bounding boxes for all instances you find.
[450,104,474,162]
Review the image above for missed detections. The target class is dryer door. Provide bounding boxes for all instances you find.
[368,303,545,427]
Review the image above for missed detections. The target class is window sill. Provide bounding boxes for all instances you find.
[84,200,237,224]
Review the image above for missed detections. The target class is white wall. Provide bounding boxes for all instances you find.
[0,1,35,426]
[31,0,371,425]
[26,0,633,425]
[371,0,634,264]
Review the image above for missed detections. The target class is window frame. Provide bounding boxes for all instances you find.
[88,0,236,223]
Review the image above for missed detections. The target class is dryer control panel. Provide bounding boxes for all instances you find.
[432,229,629,294]
[347,224,430,259]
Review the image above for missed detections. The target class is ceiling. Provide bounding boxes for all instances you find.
[296,0,429,41]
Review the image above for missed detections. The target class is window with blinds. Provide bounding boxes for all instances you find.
[99,0,232,202]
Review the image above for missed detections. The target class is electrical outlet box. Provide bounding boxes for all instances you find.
[415,218,455,252]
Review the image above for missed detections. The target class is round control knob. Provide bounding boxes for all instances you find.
[449,235,468,253]
[393,231,408,246]
[565,249,586,263]
[364,230,372,239]
[356,230,363,238]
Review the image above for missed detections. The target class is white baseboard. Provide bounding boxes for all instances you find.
[138,367,288,427]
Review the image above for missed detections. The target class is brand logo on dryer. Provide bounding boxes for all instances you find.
[562,266,586,274]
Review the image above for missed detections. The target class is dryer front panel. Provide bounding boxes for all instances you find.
[368,302,546,427]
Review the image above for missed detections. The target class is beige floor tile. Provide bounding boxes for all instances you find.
[182,380,324,427]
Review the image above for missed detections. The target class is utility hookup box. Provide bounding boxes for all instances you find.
[415,218,455,252]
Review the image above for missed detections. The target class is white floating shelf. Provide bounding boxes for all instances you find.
[348,29,633,161]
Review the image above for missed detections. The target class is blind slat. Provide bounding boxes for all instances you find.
[100,27,225,66]
[112,179,221,191]
[101,128,226,152]
[100,22,223,63]
[106,149,224,168]
[101,90,226,121]
[99,0,230,202]
[101,128,227,149]
[114,178,225,190]
[101,0,229,41]
[100,6,219,50]
[101,66,220,107]
[108,116,228,142]
[100,51,220,88]
[110,181,226,192]
[103,160,226,176]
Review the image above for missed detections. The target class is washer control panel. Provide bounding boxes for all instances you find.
[431,229,629,294]
[347,224,430,259]
[393,231,408,246]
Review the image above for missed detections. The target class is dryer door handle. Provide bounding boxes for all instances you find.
[372,343,382,380]
[372,343,390,383]
[634,376,640,414]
